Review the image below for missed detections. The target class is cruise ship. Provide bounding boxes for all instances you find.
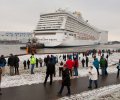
[33,9,108,47]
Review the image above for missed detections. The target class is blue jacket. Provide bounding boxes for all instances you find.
[93,58,99,69]
[0,57,6,67]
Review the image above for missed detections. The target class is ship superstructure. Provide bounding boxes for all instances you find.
[34,9,108,47]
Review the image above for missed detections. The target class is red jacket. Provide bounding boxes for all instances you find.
[66,59,74,69]
[74,59,79,68]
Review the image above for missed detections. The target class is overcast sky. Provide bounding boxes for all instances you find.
[0,0,120,41]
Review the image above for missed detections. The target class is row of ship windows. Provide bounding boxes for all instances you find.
[5,33,31,35]
[38,26,60,29]
[41,15,64,19]
[39,21,62,24]
[0,35,32,37]
[40,18,63,21]
[39,39,57,41]
[65,33,99,39]
[39,23,62,25]
[38,24,62,26]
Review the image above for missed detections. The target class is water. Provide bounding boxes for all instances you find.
[0,44,120,56]
[37,44,120,54]
[0,44,25,56]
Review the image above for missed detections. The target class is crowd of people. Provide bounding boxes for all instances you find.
[0,49,120,96]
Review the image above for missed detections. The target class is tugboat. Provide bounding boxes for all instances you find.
[20,38,44,54]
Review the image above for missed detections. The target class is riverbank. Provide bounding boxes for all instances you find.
[0,44,120,56]
[1,52,120,88]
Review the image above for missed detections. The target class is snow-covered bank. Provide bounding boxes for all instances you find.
[1,53,120,88]
[58,84,120,100]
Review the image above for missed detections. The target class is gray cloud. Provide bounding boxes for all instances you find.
[0,0,120,40]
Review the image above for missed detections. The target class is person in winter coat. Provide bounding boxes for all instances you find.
[23,60,26,69]
[27,59,30,69]
[36,58,38,68]
[106,54,109,61]
[116,59,120,78]
[63,54,66,61]
[88,66,98,89]
[51,55,56,77]
[81,58,85,67]
[14,55,20,75]
[44,55,50,66]
[44,58,55,85]
[73,57,79,76]
[8,54,15,76]
[66,57,74,76]
[58,67,71,96]
[39,58,43,67]
[86,56,89,67]
[105,58,108,75]
[59,61,64,77]
[100,55,106,76]
[93,56,100,76]
[0,67,2,95]
[98,50,101,56]
[30,54,36,74]
[0,55,6,76]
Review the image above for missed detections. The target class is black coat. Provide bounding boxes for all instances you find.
[27,60,30,65]
[8,56,14,66]
[46,61,55,74]
[14,56,19,67]
[62,68,71,86]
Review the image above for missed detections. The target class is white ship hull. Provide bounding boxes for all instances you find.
[35,31,100,47]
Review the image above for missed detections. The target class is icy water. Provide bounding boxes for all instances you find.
[0,44,25,56]
[0,44,120,56]
[38,44,120,54]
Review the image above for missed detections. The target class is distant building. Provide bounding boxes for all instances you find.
[0,31,32,43]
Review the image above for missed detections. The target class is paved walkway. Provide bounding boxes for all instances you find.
[0,73,120,100]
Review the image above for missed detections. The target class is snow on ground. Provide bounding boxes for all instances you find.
[58,84,120,100]
[1,53,120,88]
